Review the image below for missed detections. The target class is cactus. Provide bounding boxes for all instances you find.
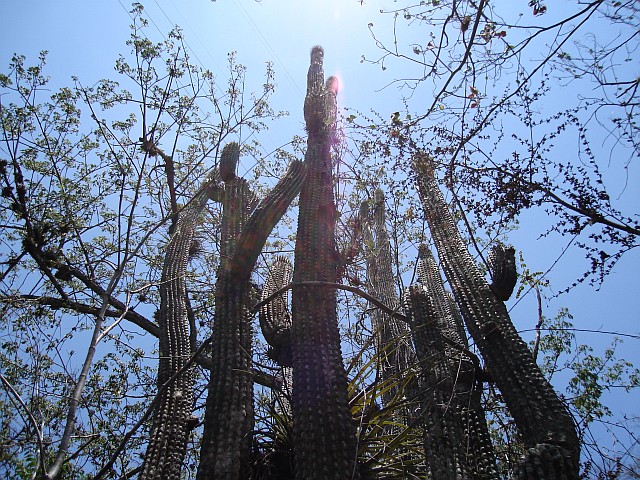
[289,46,361,480]
[258,256,295,475]
[197,143,305,480]
[259,255,294,413]
[412,155,579,479]
[487,243,517,301]
[140,172,223,480]
[360,190,415,408]
[403,245,498,479]
[260,256,293,369]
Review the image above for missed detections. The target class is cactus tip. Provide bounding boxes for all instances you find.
[374,188,384,204]
[359,200,369,218]
[326,76,339,94]
[310,45,324,64]
[417,243,431,259]
[220,142,240,182]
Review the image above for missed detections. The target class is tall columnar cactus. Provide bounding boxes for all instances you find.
[360,190,415,407]
[403,245,498,480]
[290,46,361,480]
[140,172,223,480]
[197,143,305,480]
[260,256,294,370]
[260,256,294,416]
[413,155,579,479]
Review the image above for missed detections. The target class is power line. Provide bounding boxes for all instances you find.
[152,0,225,81]
[231,0,304,99]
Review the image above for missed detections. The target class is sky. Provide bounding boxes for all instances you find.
[1,0,638,462]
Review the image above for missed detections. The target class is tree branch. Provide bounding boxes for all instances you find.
[0,372,46,479]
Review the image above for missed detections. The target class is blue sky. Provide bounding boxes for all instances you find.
[2,0,638,462]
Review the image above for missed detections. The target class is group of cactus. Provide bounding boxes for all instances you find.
[143,46,580,480]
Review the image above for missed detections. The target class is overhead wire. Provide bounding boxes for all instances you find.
[157,0,302,179]
[155,0,225,80]
[231,0,305,100]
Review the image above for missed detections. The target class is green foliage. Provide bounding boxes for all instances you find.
[532,309,640,478]
[253,331,425,480]
[0,6,282,478]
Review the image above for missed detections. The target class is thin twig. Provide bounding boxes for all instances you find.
[254,281,484,373]
[532,285,544,361]
[0,372,46,478]
[253,280,408,322]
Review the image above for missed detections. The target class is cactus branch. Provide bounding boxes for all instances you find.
[405,245,498,479]
[140,172,220,480]
[413,154,580,479]
[197,142,304,480]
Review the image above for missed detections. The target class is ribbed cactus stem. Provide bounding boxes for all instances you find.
[219,141,239,183]
[404,284,466,479]
[290,46,360,480]
[260,256,293,367]
[141,172,223,480]
[413,155,579,479]
[197,143,305,480]
[361,190,415,408]
[260,256,294,419]
[407,245,498,479]
[415,244,469,355]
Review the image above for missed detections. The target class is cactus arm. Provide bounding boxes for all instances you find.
[259,256,295,426]
[487,243,517,301]
[404,284,467,479]
[231,159,306,280]
[362,191,415,408]
[140,173,220,480]
[415,245,469,352]
[197,142,303,480]
[413,156,579,478]
[259,256,294,368]
[290,46,361,480]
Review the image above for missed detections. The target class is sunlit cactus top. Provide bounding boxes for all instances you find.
[304,46,326,134]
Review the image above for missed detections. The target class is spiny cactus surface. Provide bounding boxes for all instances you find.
[405,245,498,479]
[260,256,293,368]
[361,190,415,408]
[141,172,223,480]
[197,143,305,480]
[290,46,361,480]
[413,154,579,479]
